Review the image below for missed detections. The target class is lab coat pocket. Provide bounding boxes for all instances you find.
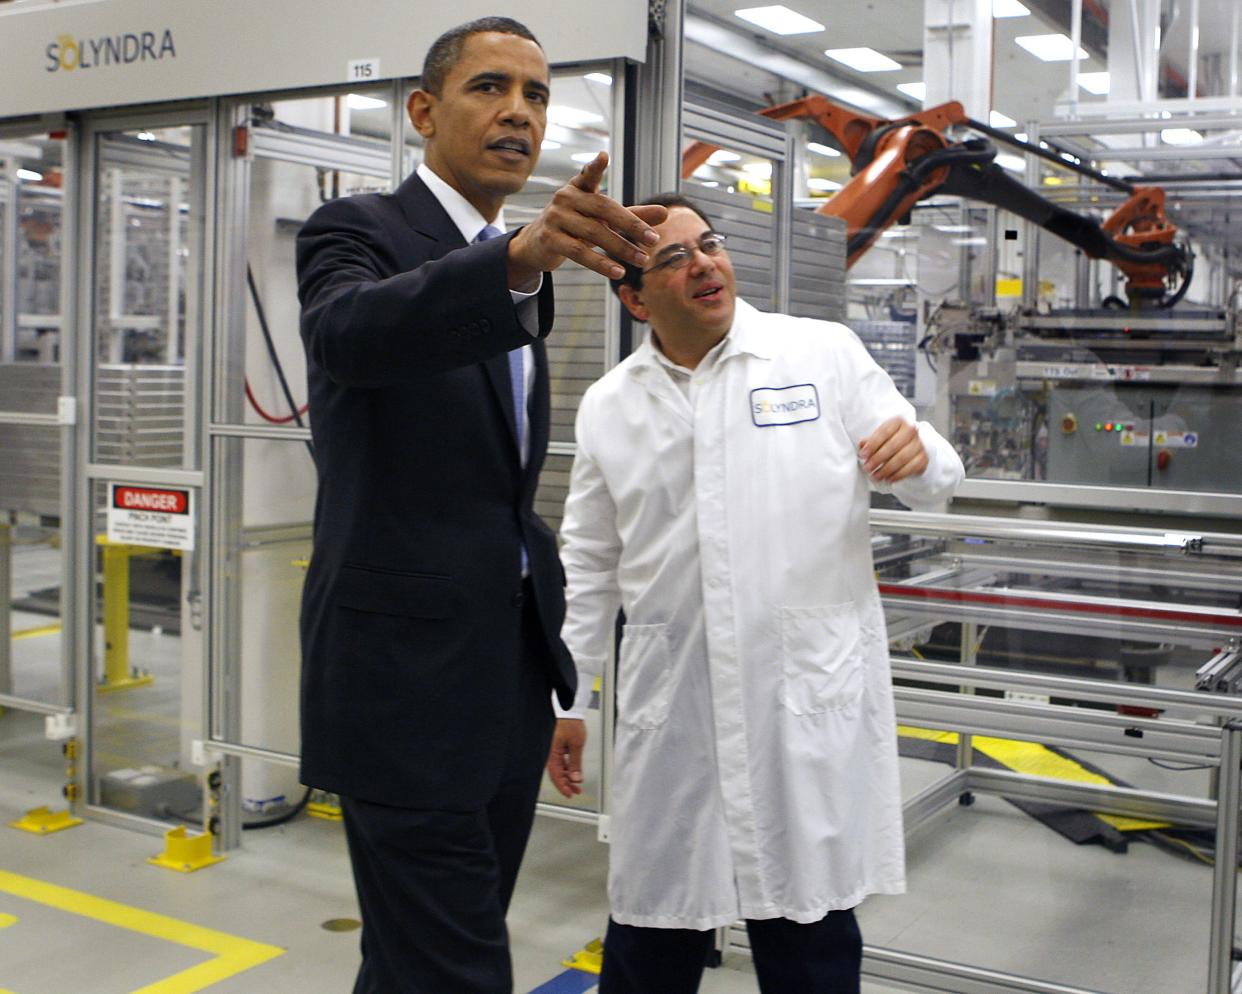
[617,624,673,730]
[779,603,865,715]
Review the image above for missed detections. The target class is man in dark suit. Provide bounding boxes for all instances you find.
[296,16,663,994]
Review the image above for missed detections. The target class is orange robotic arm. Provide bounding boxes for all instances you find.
[681,94,1192,307]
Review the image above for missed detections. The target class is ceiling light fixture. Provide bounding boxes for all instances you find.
[1015,34,1089,61]
[583,73,612,85]
[1160,127,1202,145]
[1078,72,1110,94]
[807,142,840,157]
[347,94,387,111]
[807,177,842,191]
[734,4,825,35]
[989,110,1017,128]
[16,168,43,182]
[825,47,902,72]
[992,0,1030,17]
[707,149,741,165]
[896,81,927,100]
[540,140,562,150]
[571,151,604,163]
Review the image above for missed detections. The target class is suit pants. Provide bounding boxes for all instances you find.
[339,589,555,994]
[598,910,863,994]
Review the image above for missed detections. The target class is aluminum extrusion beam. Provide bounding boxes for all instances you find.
[1017,314,1229,333]
[0,693,72,717]
[891,656,1242,719]
[862,946,1109,994]
[963,766,1219,829]
[902,768,970,832]
[248,125,390,179]
[1208,722,1242,993]
[895,688,1225,764]
[871,509,1242,555]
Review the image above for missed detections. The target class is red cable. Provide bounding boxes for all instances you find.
[245,378,309,424]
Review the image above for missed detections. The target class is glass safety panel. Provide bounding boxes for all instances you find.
[212,436,314,820]
[87,121,206,822]
[91,125,205,468]
[0,132,69,724]
[89,478,201,824]
[234,84,394,429]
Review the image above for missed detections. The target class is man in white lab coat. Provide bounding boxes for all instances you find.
[546,193,965,994]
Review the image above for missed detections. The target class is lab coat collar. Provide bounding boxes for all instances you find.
[628,299,774,380]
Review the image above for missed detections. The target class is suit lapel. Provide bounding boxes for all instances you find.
[485,351,520,453]
[395,172,520,453]
[525,341,550,486]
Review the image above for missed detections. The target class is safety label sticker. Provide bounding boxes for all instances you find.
[1153,430,1199,448]
[107,483,195,550]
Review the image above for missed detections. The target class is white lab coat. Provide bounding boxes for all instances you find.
[559,300,964,929]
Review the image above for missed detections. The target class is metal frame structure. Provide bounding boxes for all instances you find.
[713,510,1242,993]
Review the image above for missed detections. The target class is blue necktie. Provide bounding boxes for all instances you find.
[476,224,528,576]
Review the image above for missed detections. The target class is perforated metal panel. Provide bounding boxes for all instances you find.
[789,209,846,324]
[94,364,184,466]
[0,362,60,515]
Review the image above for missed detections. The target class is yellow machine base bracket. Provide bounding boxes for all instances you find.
[148,825,225,873]
[9,806,84,835]
[563,937,604,974]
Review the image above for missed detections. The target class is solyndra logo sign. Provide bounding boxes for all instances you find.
[46,29,176,73]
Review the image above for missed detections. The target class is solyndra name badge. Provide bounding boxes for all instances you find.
[750,383,820,427]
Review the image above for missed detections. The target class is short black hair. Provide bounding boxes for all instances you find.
[420,17,542,97]
[610,192,715,297]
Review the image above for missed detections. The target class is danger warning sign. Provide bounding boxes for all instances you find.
[107,483,195,550]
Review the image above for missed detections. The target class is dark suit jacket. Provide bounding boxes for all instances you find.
[296,172,576,810]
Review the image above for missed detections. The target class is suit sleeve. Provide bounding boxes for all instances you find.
[297,196,553,387]
[832,324,964,508]
[555,391,623,719]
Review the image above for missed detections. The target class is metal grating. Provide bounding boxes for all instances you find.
[94,364,184,466]
[0,362,60,515]
[853,320,917,398]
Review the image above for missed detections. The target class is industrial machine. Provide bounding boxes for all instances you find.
[686,95,1241,497]
[685,94,1193,308]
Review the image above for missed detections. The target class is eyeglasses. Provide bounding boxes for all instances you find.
[642,232,728,275]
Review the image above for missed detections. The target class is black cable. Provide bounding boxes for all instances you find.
[963,117,1135,195]
[1147,757,1214,771]
[246,262,314,459]
[847,140,998,258]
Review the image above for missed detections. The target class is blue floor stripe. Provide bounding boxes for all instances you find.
[525,967,598,994]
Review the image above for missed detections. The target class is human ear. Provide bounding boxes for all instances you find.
[407,89,436,138]
[618,284,648,322]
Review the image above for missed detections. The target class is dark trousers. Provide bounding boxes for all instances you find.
[599,910,863,994]
[340,593,555,994]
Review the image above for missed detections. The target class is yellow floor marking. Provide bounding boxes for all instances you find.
[898,726,1169,831]
[12,623,61,640]
[0,912,15,928]
[0,868,283,994]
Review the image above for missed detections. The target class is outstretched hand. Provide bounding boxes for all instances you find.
[507,152,668,287]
